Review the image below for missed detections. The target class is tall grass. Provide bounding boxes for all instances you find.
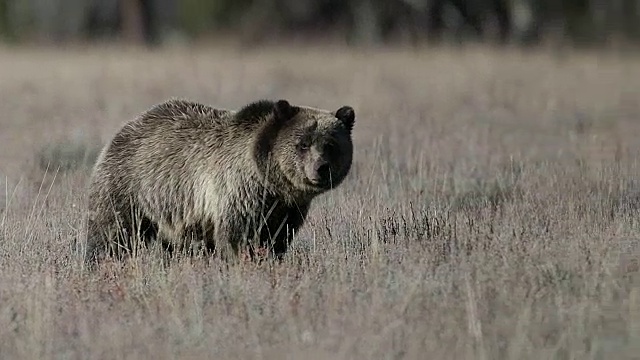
[0,44,639,359]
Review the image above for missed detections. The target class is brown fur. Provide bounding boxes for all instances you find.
[84,98,356,264]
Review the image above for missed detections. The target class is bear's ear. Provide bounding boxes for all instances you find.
[335,106,355,131]
[274,99,294,122]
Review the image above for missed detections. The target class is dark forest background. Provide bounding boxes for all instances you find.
[1,0,640,48]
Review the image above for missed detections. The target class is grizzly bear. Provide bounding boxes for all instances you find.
[84,98,355,264]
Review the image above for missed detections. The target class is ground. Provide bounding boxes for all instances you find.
[0,43,639,359]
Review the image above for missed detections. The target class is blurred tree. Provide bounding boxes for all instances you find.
[120,0,171,45]
[179,0,246,37]
[348,0,426,45]
[0,0,639,47]
[84,0,120,40]
[120,0,145,43]
[83,0,176,45]
[0,0,8,38]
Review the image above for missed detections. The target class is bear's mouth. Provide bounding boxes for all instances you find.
[305,177,335,190]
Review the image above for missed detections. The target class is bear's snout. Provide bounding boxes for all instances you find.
[305,158,331,186]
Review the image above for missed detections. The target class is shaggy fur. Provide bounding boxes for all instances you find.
[84,98,355,264]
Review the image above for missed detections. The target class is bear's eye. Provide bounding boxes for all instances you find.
[298,140,312,151]
[324,142,338,155]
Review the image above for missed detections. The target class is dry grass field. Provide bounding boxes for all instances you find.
[1,43,640,359]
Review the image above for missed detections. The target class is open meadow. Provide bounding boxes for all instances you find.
[1,43,640,359]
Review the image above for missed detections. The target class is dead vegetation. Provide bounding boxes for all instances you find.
[0,44,639,359]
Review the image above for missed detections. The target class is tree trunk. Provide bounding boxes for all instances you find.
[350,0,382,45]
[120,0,145,43]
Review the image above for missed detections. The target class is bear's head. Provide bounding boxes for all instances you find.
[259,99,355,195]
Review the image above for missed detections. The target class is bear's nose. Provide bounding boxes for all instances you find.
[307,160,330,185]
[317,163,330,181]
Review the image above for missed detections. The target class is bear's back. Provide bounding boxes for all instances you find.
[92,99,243,194]
[99,99,237,163]
[138,98,234,130]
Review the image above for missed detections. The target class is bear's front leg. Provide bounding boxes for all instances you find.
[209,218,247,262]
